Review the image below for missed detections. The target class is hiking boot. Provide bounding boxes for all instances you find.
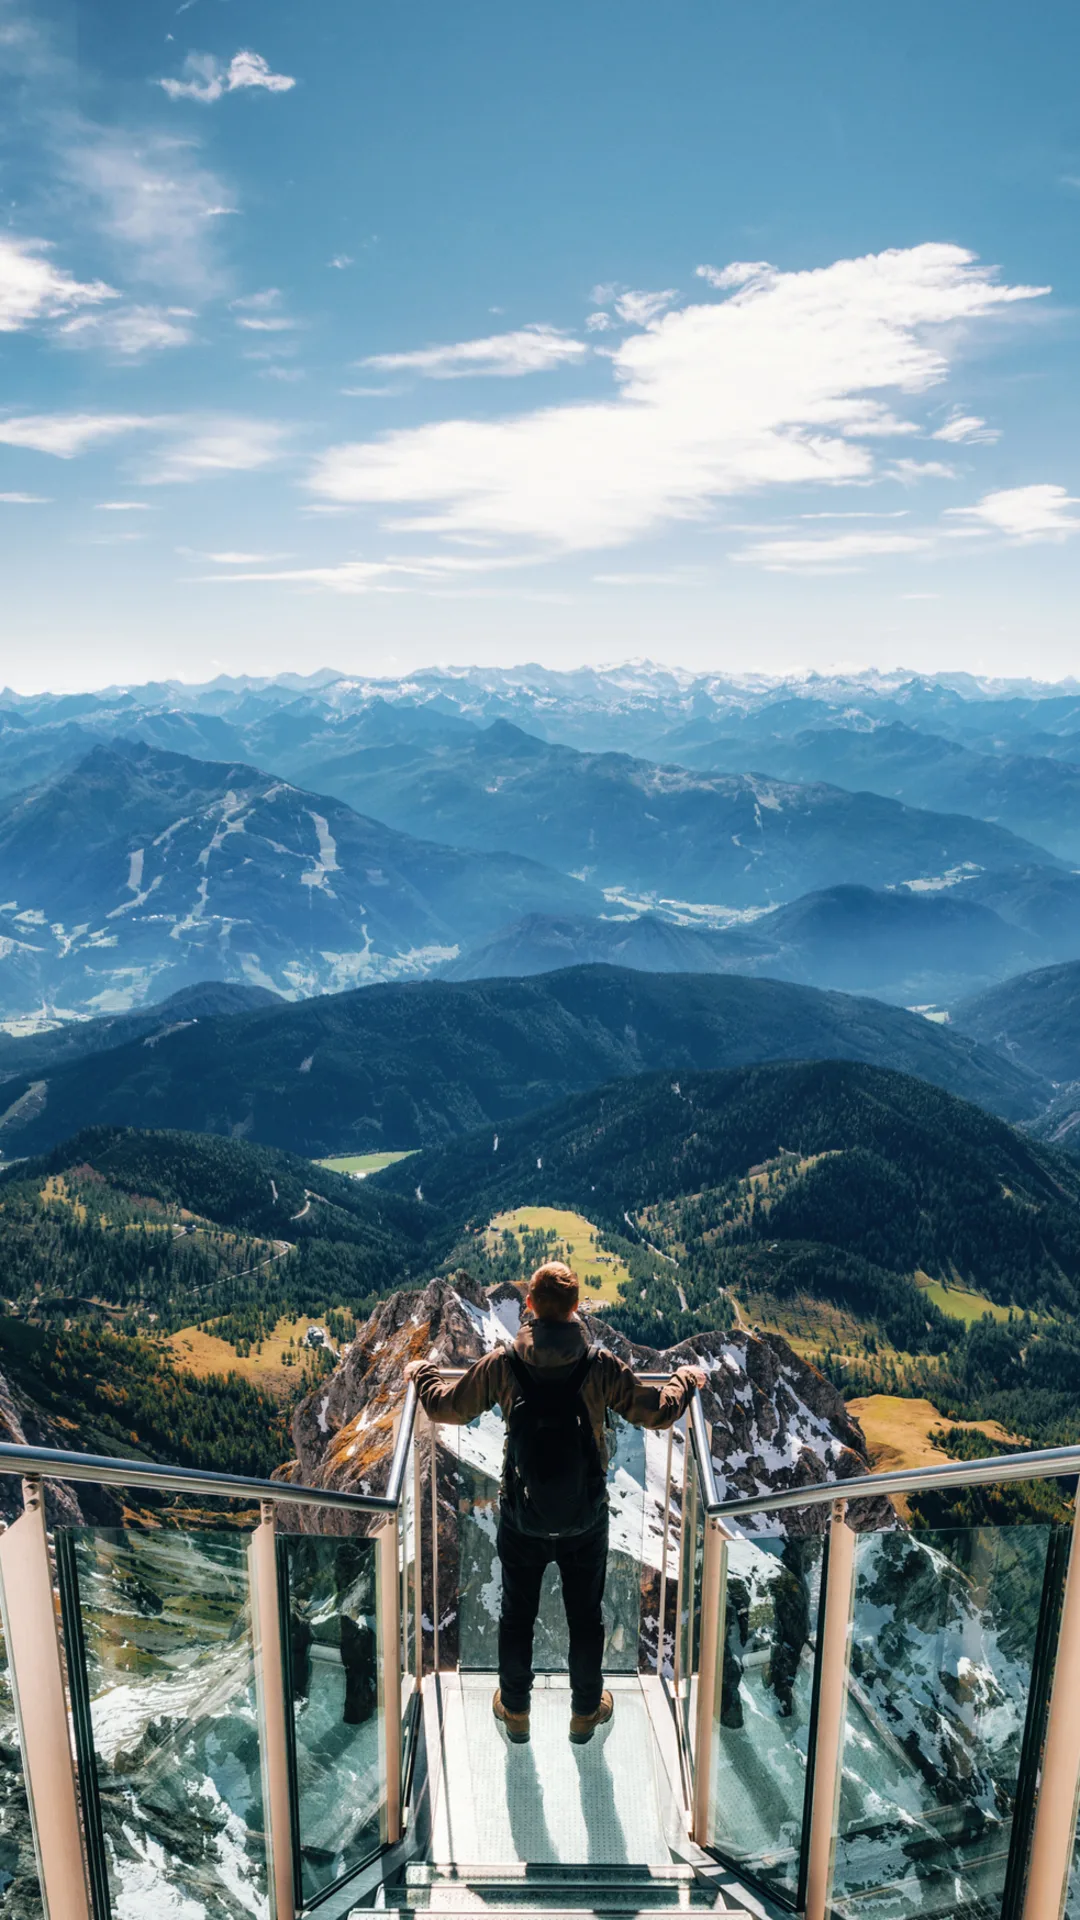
[569,1690,613,1744]
[492,1688,530,1743]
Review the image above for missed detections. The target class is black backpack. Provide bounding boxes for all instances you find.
[503,1350,607,1538]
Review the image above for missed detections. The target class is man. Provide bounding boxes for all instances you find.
[406,1260,705,1746]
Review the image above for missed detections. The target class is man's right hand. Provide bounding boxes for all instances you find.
[685,1367,708,1392]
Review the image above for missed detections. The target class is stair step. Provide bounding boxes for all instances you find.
[399,1896,726,1912]
[369,1908,755,1919]
[405,1865,699,1885]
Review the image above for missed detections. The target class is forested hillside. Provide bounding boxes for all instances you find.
[375,1059,1080,1440]
[0,1128,439,1474]
[0,963,1044,1160]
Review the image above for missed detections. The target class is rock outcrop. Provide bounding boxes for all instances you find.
[279,1273,887,1670]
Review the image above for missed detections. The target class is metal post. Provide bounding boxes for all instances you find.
[377,1519,403,1844]
[672,1424,691,1699]
[248,1502,296,1920]
[429,1419,440,1674]
[690,1517,729,1844]
[1023,1495,1080,1920]
[413,1419,423,1682]
[804,1500,857,1920]
[0,1479,91,1920]
[656,1427,674,1677]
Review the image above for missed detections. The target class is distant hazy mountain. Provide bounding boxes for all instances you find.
[444,885,1042,1000]
[954,961,1080,1083]
[0,964,1045,1162]
[286,720,1054,908]
[677,720,1080,862]
[0,741,601,1018]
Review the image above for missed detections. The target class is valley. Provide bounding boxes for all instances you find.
[6,666,1080,1503]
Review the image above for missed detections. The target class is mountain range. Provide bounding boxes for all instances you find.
[678,720,1080,862]
[275,717,1054,906]
[0,963,1045,1163]
[0,740,600,1017]
[443,884,1047,1000]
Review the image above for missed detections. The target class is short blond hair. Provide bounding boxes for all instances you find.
[527,1260,580,1321]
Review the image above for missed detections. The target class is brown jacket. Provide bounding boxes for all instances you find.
[411,1315,699,1469]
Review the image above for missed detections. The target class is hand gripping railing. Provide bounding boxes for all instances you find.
[0,1382,419,1920]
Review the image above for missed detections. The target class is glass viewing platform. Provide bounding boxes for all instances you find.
[2,1376,1080,1920]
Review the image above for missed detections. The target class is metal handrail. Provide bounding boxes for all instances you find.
[706,1438,1080,1521]
[0,1381,420,1520]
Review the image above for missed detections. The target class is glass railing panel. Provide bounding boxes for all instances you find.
[280,1533,382,1903]
[707,1529,824,1904]
[449,1407,647,1671]
[0,1614,43,1919]
[831,1522,1052,1918]
[59,1526,268,1920]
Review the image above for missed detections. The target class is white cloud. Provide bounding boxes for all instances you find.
[0,413,153,456]
[309,244,1048,553]
[142,418,288,483]
[614,288,677,325]
[932,410,999,445]
[0,234,115,332]
[946,484,1080,542]
[0,492,50,503]
[361,325,587,379]
[159,49,296,103]
[329,254,353,270]
[96,500,155,510]
[585,312,612,333]
[56,304,195,354]
[734,530,935,572]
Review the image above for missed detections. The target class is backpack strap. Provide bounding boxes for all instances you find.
[506,1347,595,1402]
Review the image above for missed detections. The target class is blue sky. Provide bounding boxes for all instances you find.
[2,0,1080,689]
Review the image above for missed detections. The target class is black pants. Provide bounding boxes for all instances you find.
[496,1513,608,1716]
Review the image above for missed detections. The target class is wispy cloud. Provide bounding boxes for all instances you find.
[734,530,935,572]
[69,130,234,297]
[141,418,289,483]
[887,458,957,484]
[0,413,154,456]
[613,288,677,325]
[198,550,292,564]
[96,500,155,510]
[946,484,1080,542]
[56,304,195,355]
[309,244,1048,553]
[158,49,296,104]
[932,410,1000,445]
[0,491,50,504]
[361,324,587,379]
[0,234,115,332]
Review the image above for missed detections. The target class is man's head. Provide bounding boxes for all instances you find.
[526,1260,580,1322]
